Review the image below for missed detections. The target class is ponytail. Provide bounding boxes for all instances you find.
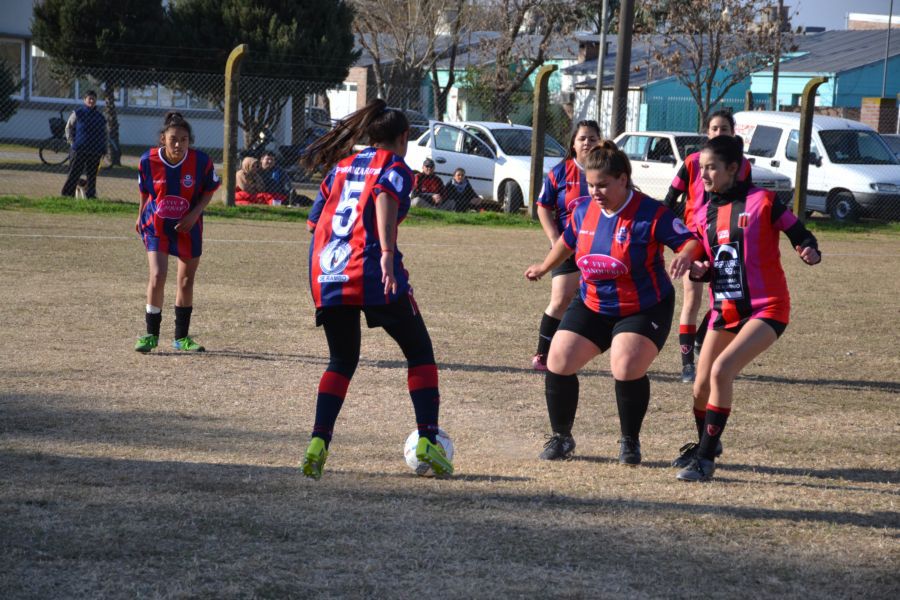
[583,140,633,189]
[302,99,409,172]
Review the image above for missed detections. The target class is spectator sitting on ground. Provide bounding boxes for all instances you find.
[235,157,273,205]
[410,158,447,209]
[442,167,483,212]
[259,151,290,205]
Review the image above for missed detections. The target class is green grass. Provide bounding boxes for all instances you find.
[0,195,540,228]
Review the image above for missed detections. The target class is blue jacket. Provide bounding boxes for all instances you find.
[73,107,106,152]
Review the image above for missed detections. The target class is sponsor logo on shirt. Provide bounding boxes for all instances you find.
[318,239,352,283]
[182,174,194,188]
[567,195,590,212]
[717,229,730,242]
[672,218,690,235]
[576,253,629,281]
[155,195,190,220]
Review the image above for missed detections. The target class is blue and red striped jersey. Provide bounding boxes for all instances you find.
[308,148,414,308]
[562,191,696,316]
[537,159,588,233]
[137,148,219,257]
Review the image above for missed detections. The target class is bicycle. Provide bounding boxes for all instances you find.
[38,108,122,169]
[38,109,70,166]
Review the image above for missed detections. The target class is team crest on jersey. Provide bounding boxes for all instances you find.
[182,174,194,188]
[672,218,690,234]
[318,239,352,282]
[737,212,749,228]
[615,226,629,244]
[577,253,629,281]
[155,195,190,220]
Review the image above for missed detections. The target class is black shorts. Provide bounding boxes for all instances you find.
[558,293,675,352]
[551,254,580,277]
[315,293,421,329]
[720,317,787,339]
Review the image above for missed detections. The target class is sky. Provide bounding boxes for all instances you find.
[790,0,899,30]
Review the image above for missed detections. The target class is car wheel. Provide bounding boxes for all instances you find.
[828,190,860,223]
[501,180,523,213]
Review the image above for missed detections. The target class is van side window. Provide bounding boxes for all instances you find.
[646,137,674,162]
[785,130,821,162]
[747,125,782,158]
[620,135,650,161]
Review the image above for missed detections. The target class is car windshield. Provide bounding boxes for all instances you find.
[489,128,566,158]
[818,130,899,165]
[673,136,708,159]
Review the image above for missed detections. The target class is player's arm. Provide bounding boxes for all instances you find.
[175,191,214,233]
[376,191,399,295]
[537,204,559,245]
[772,202,820,265]
[525,213,577,281]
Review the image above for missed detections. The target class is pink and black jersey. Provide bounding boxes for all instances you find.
[670,152,752,229]
[695,181,818,329]
[308,148,414,308]
[561,191,696,317]
[137,148,220,258]
[537,159,589,233]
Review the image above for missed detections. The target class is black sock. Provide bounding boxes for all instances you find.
[312,370,352,448]
[693,407,706,441]
[615,376,650,439]
[174,305,192,340]
[698,404,730,460]
[537,313,561,356]
[545,371,578,435]
[679,325,696,367]
[146,311,162,336]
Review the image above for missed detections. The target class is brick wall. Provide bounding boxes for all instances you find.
[860,97,898,133]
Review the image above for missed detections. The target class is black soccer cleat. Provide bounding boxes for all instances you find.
[539,433,576,460]
[676,456,716,482]
[618,436,641,466]
[672,440,723,468]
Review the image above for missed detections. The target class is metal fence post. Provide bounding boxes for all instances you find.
[223,44,248,207]
[793,77,827,222]
[529,64,557,219]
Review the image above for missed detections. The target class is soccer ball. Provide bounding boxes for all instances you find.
[403,428,454,476]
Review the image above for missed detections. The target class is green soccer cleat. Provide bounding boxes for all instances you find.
[416,436,454,477]
[134,334,158,353]
[172,336,205,352]
[301,437,328,480]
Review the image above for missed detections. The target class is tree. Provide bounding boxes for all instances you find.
[461,0,582,122]
[644,0,792,128]
[352,0,467,120]
[168,0,357,147]
[0,61,23,123]
[32,0,169,166]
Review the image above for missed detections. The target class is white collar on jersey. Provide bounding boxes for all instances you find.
[601,189,634,218]
[573,159,584,171]
[157,146,189,169]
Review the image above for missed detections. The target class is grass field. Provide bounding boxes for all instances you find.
[1,204,898,598]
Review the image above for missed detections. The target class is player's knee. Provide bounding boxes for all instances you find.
[710,358,738,386]
[148,272,166,290]
[610,356,644,381]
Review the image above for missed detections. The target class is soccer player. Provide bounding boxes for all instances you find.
[299,99,453,480]
[664,111,752,384]
[531,120,602,371]
[525,141,699,465]
[134,112,219,353]
[674,135,820,482]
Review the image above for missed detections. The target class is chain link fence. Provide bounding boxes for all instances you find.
[2,64,898,220]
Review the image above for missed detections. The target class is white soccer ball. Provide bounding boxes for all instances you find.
[404,428,454,476]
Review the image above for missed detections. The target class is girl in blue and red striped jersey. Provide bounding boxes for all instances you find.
[531,120,602,371]
[674,135,820,482]
[664,110,753,384]
[298,99,452,480]
[525,141,700,465]
[134,112,220,353]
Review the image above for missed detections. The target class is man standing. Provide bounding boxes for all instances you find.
[61,90,107,198]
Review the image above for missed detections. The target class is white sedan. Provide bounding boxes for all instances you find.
[613,131,794,207]
[406,121,567,211]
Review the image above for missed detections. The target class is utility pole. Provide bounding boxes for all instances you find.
[611,0,635,137]
[771,0,783,110]
[883,0,895,98]
[594,0,610,128]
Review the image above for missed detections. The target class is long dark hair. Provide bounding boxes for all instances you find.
[701,134,744,168]
[564,119,602,161]
[705,109,736,132]
[583,140,633,189]
[159,111,194,144]
[302,99,409,172]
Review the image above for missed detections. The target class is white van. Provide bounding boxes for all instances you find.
[733,111,900,221]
